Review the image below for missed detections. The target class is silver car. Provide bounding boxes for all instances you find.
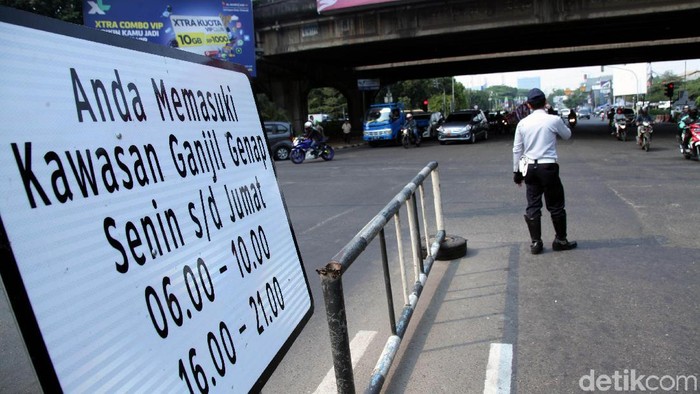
[438,110,489,144]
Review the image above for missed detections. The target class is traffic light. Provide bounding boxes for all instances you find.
[665,82,675,98]
[422,99,429,112]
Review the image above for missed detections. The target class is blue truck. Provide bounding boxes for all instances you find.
[363,102,406,146]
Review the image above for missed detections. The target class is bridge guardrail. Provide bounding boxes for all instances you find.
[317,160,463,393]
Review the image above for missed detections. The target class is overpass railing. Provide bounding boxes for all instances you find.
[317,161,447,393]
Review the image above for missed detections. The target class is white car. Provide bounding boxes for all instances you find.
[437,110,489,144]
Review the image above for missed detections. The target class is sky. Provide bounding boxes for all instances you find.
[455,59,700,95]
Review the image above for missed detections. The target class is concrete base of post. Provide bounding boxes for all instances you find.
[421,234,467,260]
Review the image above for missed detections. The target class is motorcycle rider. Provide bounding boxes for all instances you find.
[429,111,444,137]
[515,102,531,122]
[613,107,627,137]
[303,121,323,153]
[607,107,615,131]
[403,113,418,143]
[568,108,577,127]
[679,107,698,153]
[635,107,653,145]
[494,111,505,134]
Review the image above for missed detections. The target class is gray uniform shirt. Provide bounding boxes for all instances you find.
[512,108,571,172]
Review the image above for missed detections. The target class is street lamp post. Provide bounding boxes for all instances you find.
[603,65,640,110]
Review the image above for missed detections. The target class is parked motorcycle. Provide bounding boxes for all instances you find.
[680,122,700,160]
[401,127,421,148]
[290,136,334,164]
[614,118,628,141]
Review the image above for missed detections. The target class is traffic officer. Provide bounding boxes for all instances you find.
[512,88,577,254]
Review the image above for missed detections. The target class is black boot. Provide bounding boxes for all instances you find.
[524,215,543,254]
[551,215,577,251]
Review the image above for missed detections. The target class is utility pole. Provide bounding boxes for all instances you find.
[451,77,455,112]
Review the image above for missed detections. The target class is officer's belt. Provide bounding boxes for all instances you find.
[525,157,557,164]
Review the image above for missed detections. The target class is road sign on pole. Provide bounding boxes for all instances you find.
[358,78,380,90]
[0,7,312,393]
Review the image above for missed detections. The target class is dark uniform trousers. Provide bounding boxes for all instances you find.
[524,163,566,220]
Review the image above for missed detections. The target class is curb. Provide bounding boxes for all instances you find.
[335,141,367,150]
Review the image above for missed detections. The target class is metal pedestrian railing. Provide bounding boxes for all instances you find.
[316,161,448,394]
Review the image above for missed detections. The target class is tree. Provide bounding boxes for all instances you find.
[484,85,519,110]
[0,0,83,23]
[256,94,290,121]
[463,89,489,111]
[308,87,347,119]
[375,77,467,114]
[564,88,589,109]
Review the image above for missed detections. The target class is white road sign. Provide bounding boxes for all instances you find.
[0,9,312,393]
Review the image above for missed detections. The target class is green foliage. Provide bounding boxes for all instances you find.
[482,85,522,110]
[463,89,489,111]
[565,89,588,109]
[376,77,460,111]
[648,108,669,116]
[426,93,451,114]
[255,94,289,121]
[308,87,347,119]
[1,0,83,24]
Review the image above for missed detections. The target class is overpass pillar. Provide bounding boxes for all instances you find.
[268,78,309,134]
[346,87,367,133]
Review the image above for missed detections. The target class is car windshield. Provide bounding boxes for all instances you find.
[365,108,392,123]
[446,112,475,122]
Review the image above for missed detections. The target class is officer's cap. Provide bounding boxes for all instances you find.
[527,88,546,103]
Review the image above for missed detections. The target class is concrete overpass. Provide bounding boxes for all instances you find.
[252,0,700,130]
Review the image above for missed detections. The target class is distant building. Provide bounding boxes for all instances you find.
[585,75,613,108]
[517,77,540,90]
[683,69,700,81]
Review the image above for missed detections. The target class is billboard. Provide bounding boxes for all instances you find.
[83,0,256,76]
[317,0,401,13]
[0,7,311,392]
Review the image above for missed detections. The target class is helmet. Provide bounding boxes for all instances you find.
[304,121,313,128]
[406,113,413,119]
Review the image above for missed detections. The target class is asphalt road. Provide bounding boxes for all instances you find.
[2,118,698,393]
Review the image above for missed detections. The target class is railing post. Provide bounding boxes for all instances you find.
[406,193,422,281]
[379,229,397,335]
[393,212,409,305]
[431,167,444,234]
[418,184,431,258]
[319,264,356,394]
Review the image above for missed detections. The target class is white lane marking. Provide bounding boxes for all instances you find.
[609,185,645,209]
[313,330,377,394]
[483,343,513,394]
[301,208,358,235]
